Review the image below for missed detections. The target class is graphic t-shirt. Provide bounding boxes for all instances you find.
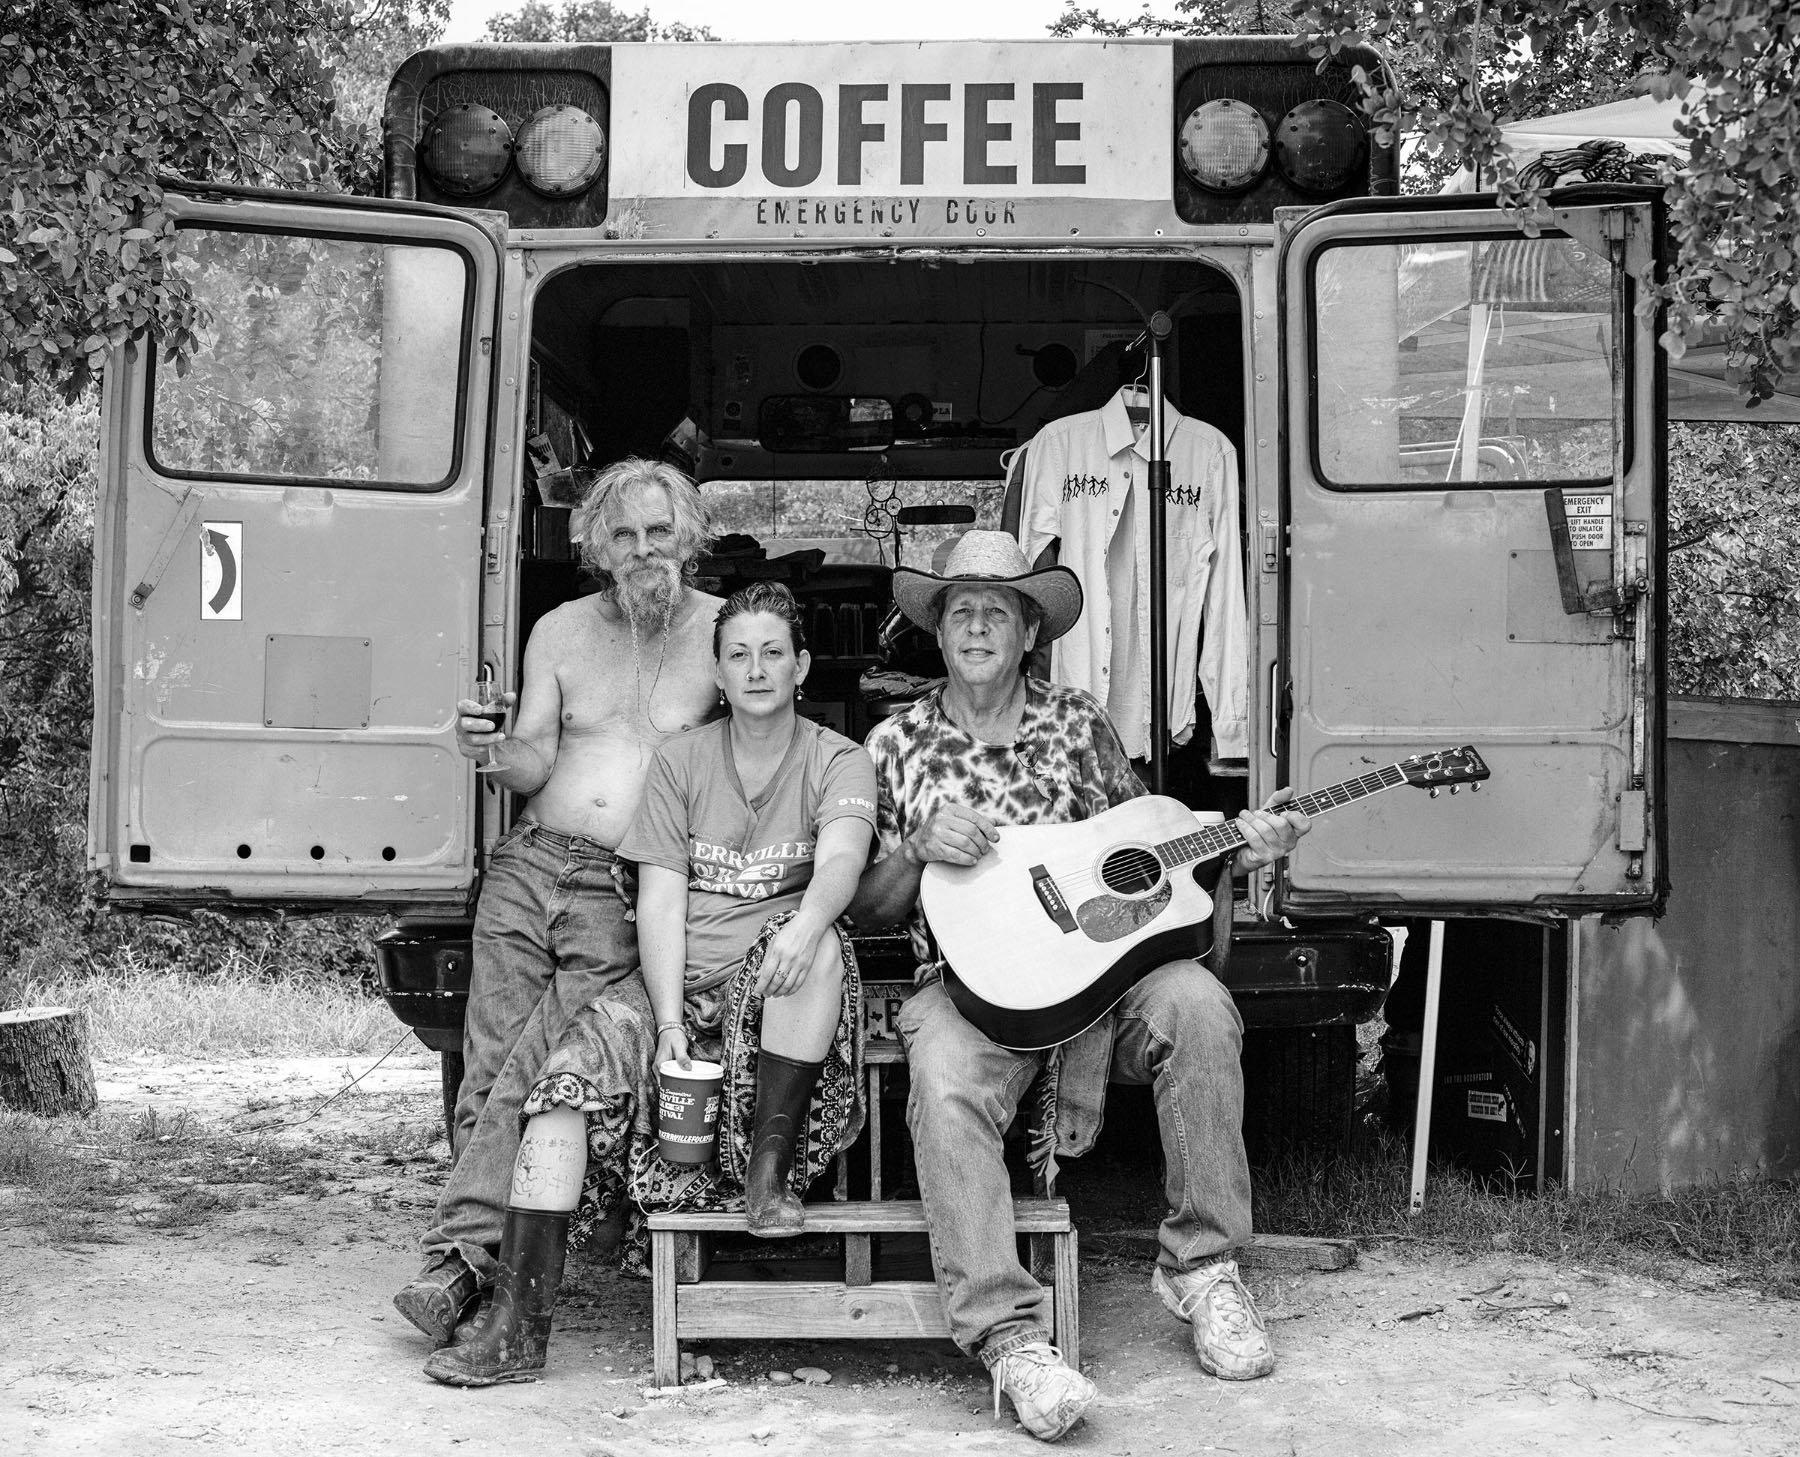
[620,716,878,992]
[863,677,1144,980]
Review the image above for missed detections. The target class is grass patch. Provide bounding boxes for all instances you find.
[17,953,407,1060]
[1255,1130,1800,1298]
[0,1105,340,1244]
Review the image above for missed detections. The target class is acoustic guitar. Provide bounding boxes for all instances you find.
[920,747,1491,1050]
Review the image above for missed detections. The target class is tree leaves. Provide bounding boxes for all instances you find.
[0,0,445,400]
[1665,422,1800,699]
[483,1,718,43]
[1055,3,1796,404]
[1288,0,1798,406]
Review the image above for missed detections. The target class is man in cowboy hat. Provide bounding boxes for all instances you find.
[849,531,1308,1442]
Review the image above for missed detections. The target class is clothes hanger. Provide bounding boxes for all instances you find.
[1119,347,1152,427]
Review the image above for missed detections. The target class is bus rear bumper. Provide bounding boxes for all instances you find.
[374,919,1392,1043]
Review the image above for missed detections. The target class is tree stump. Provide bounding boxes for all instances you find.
[0,1007,99,1116]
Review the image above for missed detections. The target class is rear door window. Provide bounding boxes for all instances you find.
[149,228,471,488]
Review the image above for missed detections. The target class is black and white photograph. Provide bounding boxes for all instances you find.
[2,2,1798,1452]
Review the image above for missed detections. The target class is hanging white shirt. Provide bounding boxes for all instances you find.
[1016,390,1247,759]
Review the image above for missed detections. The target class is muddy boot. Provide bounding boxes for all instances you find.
[422,1209,568,1386]
[393,1250,480,1345]
[744,1050,822,1238]
[444,1292,492,1349]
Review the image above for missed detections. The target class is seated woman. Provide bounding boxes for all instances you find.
[425,581,877,1386]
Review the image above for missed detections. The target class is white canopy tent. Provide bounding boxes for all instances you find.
[1499,91,1689,162]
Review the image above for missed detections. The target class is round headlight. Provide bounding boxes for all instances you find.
[1274,99,1369,194]
[1179,99,1271,193]
[421,104,513,197]
[514,105,607,198]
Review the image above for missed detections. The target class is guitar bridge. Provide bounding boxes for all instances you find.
[1030,864,1078,934]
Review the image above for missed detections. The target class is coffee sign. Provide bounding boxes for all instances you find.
[609,42,1171,235]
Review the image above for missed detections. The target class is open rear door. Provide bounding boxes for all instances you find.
[89,185,502,910]
[1276,188,1665,916]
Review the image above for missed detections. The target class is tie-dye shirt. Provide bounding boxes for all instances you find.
[865,676,1144,980]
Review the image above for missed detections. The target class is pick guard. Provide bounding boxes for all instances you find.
[1073,882,1172,943]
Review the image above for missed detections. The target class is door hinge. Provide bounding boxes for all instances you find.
[1618,788,1648,855]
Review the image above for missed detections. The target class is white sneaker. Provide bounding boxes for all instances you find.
[1152,1260,1276,1380]
[989,1341,1097,1441]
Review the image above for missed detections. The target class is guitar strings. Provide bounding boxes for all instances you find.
[1019,823,1245,897]
[1029,764,1418,900]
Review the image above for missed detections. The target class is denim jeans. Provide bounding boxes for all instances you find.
[899,960,1251,1364]
[420,821,639,1281]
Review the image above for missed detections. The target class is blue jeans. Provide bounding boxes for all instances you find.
[898,961,1252,1364]
[420,821,639,1281]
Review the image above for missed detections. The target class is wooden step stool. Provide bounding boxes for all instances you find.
[647,1033,1080,1386]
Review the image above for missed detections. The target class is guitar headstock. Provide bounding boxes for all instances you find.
[1398,746,1491,788]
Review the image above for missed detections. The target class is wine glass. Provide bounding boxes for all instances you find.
[471,676,507,772]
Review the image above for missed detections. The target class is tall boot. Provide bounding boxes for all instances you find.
[744,1049,823,1238]
[423,1207,569,1386]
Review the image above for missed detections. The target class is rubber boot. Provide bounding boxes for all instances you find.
[392,1250,480,1346]
[422,1208,569,1386]
[744,1049,823,1238]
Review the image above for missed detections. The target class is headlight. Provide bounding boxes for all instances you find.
[421,104,513,197]
[513,105,608,198]
[1274,99,1369,194]
[1178,99,1271,194]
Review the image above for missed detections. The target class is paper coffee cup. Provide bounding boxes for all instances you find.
[656,1059,725,1165]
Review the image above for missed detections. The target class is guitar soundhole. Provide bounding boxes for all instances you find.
[1099,846,1163,896]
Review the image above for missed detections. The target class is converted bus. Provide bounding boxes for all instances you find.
[89,37,1666,1162]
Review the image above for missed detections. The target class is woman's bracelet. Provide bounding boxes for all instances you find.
[655,1020,684,1035]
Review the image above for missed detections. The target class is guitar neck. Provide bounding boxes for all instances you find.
[1158,763,1410,870]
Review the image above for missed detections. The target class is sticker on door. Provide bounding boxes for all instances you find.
[201,523,242,621]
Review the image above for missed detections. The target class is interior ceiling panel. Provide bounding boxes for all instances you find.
[536,257,1228,339]
[529,257,1239,468]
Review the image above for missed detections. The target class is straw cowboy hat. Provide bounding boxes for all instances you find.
[891,531,1084,644]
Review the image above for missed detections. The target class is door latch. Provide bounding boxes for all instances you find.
[1543,489,1625,615]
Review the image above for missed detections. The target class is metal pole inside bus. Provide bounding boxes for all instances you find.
[1144,310,1174,796]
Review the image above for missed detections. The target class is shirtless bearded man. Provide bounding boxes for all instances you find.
[392,457,723,1344]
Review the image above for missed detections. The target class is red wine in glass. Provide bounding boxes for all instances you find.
[472,680,507,770]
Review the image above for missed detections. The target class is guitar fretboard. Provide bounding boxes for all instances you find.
[1155,763,1410,869]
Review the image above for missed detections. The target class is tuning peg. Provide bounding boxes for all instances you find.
[1429,787,1440,798]
[1470,783,1480,792]
[1449,785,1459,794]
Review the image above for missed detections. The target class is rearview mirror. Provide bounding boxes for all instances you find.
[758,396,895,453]
[896,504,977,526]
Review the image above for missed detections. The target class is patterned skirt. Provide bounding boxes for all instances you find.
[521,911,864,1272]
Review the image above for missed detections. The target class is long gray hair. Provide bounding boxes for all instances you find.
[570,457,714,590]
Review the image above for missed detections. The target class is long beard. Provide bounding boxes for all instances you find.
[616,558,681,627]
[620,560,680,737]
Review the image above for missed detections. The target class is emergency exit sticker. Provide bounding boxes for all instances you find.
[201,522,242,621]
[1562,492,1613,550]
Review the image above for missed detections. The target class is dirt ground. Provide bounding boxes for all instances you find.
[4,1052,1798,1457]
